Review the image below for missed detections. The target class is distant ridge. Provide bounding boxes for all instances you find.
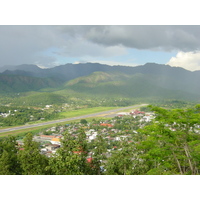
[0,62,200,101]
[0,64,42,73]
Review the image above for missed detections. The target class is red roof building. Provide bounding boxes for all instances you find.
[130,110,145,115]
[100,123,113,127]
[87,157,93,163]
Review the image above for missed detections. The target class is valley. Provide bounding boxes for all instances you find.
[0,104,147,135]
[1,62,200,175]
[0,62,199,135]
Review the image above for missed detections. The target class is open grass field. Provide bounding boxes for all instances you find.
[0,116,110,138]
[0,104,147,138]
[0,106,118,137]
[57,107,118,118]
[0,120,76,138]
[0,106,117,129]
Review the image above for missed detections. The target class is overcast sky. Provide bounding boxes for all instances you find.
[1,25,200,71]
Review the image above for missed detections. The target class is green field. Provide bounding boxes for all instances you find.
[57,106,118,118]
[0,106,118,137]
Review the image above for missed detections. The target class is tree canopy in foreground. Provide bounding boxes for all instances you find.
[1,105,200,175]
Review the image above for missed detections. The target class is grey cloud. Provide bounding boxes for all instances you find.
[1,25,200,68]
[61,25,200,51]
[0,25,126,67]
[0,26,64,67]
[57,38,127,57]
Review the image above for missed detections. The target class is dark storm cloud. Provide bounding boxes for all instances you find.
[0,26,63,67]
[61,25,200,51]
[0,25,126,67]
[1,25,200,67]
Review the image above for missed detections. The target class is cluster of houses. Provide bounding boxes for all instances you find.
[17,109,155,157]
[117,109,154,122]
[0,110,17,118]
[0,112,10,118]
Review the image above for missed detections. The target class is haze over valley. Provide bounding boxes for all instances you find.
[0,62,200,103]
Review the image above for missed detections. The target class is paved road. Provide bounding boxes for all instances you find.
[0,104,148,134]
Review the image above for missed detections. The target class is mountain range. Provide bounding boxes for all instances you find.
[0,62,200,102]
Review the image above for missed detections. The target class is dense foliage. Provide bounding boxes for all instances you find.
[1,105,200,175]
[0,106,58,126]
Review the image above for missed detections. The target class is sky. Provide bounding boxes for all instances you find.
[1,25,200,71]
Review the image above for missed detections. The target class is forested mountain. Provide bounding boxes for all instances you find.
[64,71,199,100]
[0,74,62,93]
[0,62,200,101]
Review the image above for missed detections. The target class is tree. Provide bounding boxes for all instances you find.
[105,139,135,175]
[136,106,200,175]
[80,119,88,124]
[18,133,49,175]
[76,129,92,174]
[49,131,90,175]
[0,136,21,175]
[89,132,108,175]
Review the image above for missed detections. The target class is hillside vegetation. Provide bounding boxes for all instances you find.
[1,105,200,175]
[0,74,61,93]
[0,62,200,106]
[64,71,199,101]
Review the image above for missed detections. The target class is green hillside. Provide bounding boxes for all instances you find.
[64,71,199,101]
[1,63,200,106]
[65,71,129,86]
[0,74,61,93]
[9,92,66,106]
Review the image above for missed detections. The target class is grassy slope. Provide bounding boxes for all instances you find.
[1,70,200,108]
[64,71,199,101]
[57,106,118,118]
